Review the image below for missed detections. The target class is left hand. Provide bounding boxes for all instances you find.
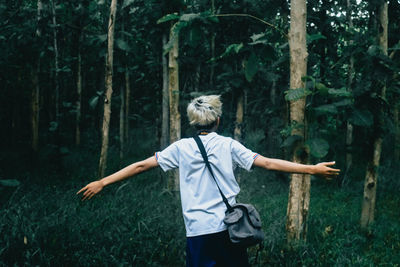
[313,162,340,180]
[76,181,104,201]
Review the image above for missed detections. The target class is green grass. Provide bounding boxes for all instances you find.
[1,147,400,266]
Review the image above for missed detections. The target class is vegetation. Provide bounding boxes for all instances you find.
[1,135,399,266]
[1,0,400,265]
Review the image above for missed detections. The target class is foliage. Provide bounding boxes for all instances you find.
[1,146,399,266]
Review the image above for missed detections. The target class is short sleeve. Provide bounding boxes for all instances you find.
[155,142,180,172]
[231,140,259,171]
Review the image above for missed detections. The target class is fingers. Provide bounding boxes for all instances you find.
[76,184,97,201]
[76,186,87,195]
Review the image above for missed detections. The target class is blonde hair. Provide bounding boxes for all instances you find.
[187,95,222,126]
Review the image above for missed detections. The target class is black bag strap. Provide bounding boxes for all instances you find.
[193,135,233,212]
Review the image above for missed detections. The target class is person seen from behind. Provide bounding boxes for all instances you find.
[77,95,340,267]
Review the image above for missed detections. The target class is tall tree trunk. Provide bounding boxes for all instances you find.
[344,0,355,184]
[360,0,387,230]
[120,85,125,163]
[209,0,216,87]
[98,0,118,178]
[161,32,169,149]
[234,92,244,142]
[286,0,310,245]
[168,28,181,192]
[75,33,82,146]
[124,64,130,145]
[31,0,43,152]
[394,103,400,161]
[51,0,60,125]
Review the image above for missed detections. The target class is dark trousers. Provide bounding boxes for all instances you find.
[186,230,249,267]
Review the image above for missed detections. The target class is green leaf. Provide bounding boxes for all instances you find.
[116,39,130,51]
[244,53,259,82]
[49,121,58,132]
[157,13,180,24]
[333,99,353,107]
[97,34,107,42]
[306,138,329,158]
[307,33,327,44]
[314,104,338,115]
[0,179,20,187]
[122,0,135,9]
[180,13,201,22]
[284,88,312,101]
[328,88,352,97]
[89,95,100,109]
[281,135,303,148]
[315,82,329,95]
[349,109,373,127]
[249,32,268,45]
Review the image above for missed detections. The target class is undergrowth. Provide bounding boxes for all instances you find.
[1,132,400,266]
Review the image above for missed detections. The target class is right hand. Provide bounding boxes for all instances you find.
[76,181,104,201]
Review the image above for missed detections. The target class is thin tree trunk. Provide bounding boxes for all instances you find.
[234,93,244,142]
[286,0,310,245]
[209,0,216,87]
[168,28,181,192]
[51,0,60,124]
[98,0,118,178]
[360,0,387,230]
[344,0,355,184]
[120,85,125,163]
[31,0,43,152]
[124,65,130,143]
[76,34,82,146]
[394,103,400,161]
[161,32,169,149]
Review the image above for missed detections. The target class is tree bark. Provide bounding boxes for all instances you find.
[209,0,216,87]
[124,66,130,144]
[394,103,400,161]
[31,0,43,152]
[120,85,125,163]
[98,0,118,178]
[161,32,169,149]
[344,0,355,184]
[51,0,60,124]
[360,0,387,230]
[286,0,310,245]
[168,28,181,192]
[75,34,82,146]
[234,93,244,142]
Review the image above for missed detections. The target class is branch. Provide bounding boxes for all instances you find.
[214,13,288,39]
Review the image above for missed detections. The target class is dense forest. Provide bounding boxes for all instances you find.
[1,0,399,266]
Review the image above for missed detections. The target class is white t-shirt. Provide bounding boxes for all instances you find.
[155,132,259,237]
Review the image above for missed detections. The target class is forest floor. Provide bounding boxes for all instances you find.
[1,143,400,266]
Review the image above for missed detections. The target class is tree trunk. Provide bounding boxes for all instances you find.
[161,32,169,149]
[120,85,125,163]
[31,0,43,152]
[98,0,118,178]
[209,0,216,87]
[234,93,244,142]
[75,34,82,146]
[286,0,310,245]
[344,0,355,184]
[51,0,60,125]
[360,0,387,230]
[394,103,400,161]
[124,66,130,144]
[168,28,181,192]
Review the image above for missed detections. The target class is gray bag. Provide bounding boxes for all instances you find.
[223,203,264,247]
[193,135,265,247]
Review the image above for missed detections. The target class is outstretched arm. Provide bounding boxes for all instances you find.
[77,156,158,200]
[253,155,340,178]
